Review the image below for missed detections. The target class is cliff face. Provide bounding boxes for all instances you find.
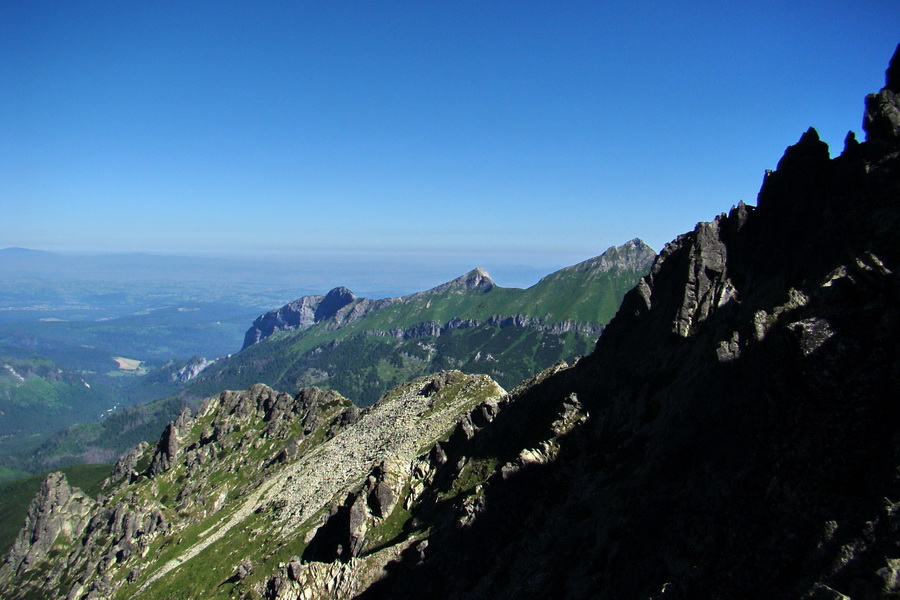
[242,287,359,350]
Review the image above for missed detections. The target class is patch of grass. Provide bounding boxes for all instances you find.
[364,481,414,552]
[124,509,293,600]
[0,465,30,484]
[446,457,498,498]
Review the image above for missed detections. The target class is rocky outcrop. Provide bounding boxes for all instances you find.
[0,472,172,600]
[864,44,900,143]
[327,296,399,329]
[147,407,191,477]
[147,422,178,477]
[0,370,505,600]
[315,287,356,321]
[541,238,656,279]
[487,313,605,335]
[243,295,324,349]
[242,287,358,349]
[3,472,96,576]
[253,372,510,599]
[169,355,213,383]
[105,441,149,487]
[365,313,605,342]
[407,267,495,297]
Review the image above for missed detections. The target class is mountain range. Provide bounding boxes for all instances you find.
[7,239,654,476]
[187,238,656,405]
[1,43,898,600]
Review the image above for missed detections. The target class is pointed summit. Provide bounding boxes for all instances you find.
[545,239,657,279]
[456,267,495,290]
[421,267,495,296]
[863,43,900,142]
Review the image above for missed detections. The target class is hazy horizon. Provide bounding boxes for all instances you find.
[0,243,623,295]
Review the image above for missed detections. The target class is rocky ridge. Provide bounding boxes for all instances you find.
[242,269,500,352]
[242,287,360,349]
[0,370,509,599]
[241,269,498,351]
[536,238,654,280]
[169,356,214,384]
[241,243,652,353]
[364,313,605,342]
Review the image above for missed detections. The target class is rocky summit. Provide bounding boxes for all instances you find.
[242,287,360,350]
[2,45,899,600]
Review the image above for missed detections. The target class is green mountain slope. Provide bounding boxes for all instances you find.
[0,358,107,448]
[0,356,208,474]
[0,373,507,599]
[192,239,655,404]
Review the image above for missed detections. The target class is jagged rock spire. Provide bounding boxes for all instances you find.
[886,42,900,93]
[863,43,900,142]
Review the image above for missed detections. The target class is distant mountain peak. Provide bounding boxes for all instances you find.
[241,288,358,350]
[457,267,494,289]
[1,247,43,253]
[422,267,495,295]
[544,239,657,281]
[315,287,356,321]
[325,285,355,298]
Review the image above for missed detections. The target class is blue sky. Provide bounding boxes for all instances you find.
[2,1,898,283]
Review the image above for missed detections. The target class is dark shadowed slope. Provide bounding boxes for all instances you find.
[359,43,900,600]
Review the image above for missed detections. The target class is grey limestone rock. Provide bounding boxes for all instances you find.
[106,441,150,486]
[170,355,213,383]
[147,421,180,477]
[3,472,96,575]
[315,286,356,321]
[242,286,357,349]
[242,294,323,349]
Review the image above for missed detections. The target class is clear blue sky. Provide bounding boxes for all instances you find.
[2,1,898,274]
